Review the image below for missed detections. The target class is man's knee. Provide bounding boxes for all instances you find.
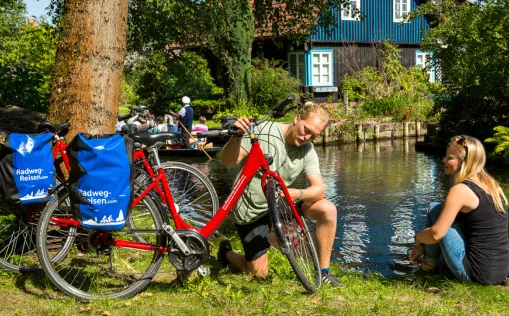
[303,199,337,223]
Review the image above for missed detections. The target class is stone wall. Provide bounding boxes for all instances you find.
[317,121,435,144]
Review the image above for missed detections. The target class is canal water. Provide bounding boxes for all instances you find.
[165,137,509,276]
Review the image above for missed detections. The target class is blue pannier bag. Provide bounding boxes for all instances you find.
[0,132,55,204]
[68,133,134,230]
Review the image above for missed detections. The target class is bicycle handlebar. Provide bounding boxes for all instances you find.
[196,95,296,139]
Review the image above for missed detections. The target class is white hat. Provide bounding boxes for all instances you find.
[182,96,190,104]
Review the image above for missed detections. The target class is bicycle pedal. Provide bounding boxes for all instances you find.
[197,265,210,277]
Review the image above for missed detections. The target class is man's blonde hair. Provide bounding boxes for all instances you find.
[298,101,330,123]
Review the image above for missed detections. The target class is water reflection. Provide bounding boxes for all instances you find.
[164,137,509,276]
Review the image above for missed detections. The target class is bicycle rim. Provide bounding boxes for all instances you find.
[36,188,166,300]
[135,161,219,229]
[0,187,71,272]
[267,180,321,293]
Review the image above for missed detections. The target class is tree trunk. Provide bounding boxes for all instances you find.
[48,0,128,141]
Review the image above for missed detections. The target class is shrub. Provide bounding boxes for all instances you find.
[249,58,301,114]
[130,51,221,114]
[485,126,509,163]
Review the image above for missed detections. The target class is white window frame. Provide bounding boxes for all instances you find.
[416,52,434,83]
[341,0,361,21]
[311,51,333,86]
[288,52,305,84]
[393,0,411,23]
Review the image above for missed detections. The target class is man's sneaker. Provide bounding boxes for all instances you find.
[321,271,345,288]
[217,239,232,267]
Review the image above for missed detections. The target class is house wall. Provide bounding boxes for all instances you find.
[310,0,430,43]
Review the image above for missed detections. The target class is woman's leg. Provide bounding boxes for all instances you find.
[423,202,470,282]
[422,202,443,266]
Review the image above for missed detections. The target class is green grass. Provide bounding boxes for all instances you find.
[1,236,508,315]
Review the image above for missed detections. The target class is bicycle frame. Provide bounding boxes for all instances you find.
[51,129,305,254]
[52,137,70,173]
[133,135,305,240]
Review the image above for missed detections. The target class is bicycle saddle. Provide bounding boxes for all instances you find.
[36,122,71,137]
[128,132,180,147]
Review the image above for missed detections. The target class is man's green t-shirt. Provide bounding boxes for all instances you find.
[232,122,320,224]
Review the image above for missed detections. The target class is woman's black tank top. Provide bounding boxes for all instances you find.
[458,181,509,284]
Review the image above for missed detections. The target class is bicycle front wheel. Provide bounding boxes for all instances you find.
[135,161,219,229]
[266,179,321,293]
[36,184,166,300]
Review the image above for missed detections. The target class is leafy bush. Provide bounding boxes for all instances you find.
[128,51,221,115]
[248,58,301,114]
[340,41,442,123]
[0,3,57,111]
[191,98,228,120]
[485,126,509,163]
[341,67,383,101]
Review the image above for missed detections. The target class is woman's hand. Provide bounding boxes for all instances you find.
[409,244,425,266]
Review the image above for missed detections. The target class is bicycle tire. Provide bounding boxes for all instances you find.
[36,182,167,300]
[0,183,71,273]
[266,179,321,293]
[134,161,219,229]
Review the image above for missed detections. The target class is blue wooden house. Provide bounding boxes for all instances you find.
[254,0,435,102]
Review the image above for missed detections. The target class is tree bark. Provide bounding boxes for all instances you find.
[48,0,128,141]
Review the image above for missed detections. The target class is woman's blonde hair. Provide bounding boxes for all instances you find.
[298,101,330,123]
[449,135,508,213]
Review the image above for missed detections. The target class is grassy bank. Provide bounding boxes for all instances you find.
[1,237,508,315]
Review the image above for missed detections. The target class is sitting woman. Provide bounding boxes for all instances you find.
[191,116,209,147]
[410,135,509,284]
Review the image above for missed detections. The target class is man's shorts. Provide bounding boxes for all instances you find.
[234,214,271,262]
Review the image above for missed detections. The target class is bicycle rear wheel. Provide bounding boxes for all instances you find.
[135,161,219,229]
[266,179,321,293]
[36,184,166,300]
[0,186,71,273]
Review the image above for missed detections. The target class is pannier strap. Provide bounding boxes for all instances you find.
[128,132,180,147]
[37,122,71,137]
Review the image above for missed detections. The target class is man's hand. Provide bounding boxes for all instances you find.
[234,117,251,134]
[279,188,302,202]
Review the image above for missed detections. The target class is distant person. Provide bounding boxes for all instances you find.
[155,116,168,133]
[164,114,178,133]
[192,116,209,147]
[410,135,509,284]
[170,96,194,149]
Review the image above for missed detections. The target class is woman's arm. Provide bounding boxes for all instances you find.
[416,183,478,244]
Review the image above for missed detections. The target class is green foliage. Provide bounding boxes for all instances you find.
[485,126,509,163]
[118,77,139,107]
[191,98,228,120]
[126,0,356,109]
[0,2,57,111]
[409,0,509,140]
[340,42,441,123]
[129,51,220,115]
[249,58,301,114]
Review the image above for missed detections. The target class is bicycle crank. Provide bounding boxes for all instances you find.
[167,230,209,272]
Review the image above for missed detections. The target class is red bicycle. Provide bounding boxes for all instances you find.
[0,122,217,273]
[35,95,321,300]
[0,122,71,272]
